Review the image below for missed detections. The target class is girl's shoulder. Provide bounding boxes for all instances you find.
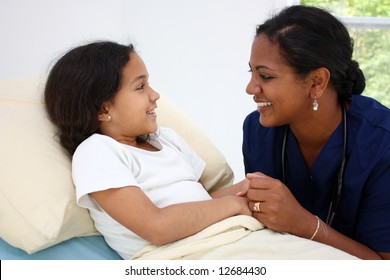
[153,127,182,143]
[74,133,125,159]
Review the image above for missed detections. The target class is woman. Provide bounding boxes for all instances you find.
[243,5,390,259]
[44,41,251,259]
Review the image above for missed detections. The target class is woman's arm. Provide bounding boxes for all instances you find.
[246,173,388,260]
[286,210,388,259]
[91,186,251,245]
[308,215,389,260]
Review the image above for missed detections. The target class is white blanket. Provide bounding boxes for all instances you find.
[133,215,358,260]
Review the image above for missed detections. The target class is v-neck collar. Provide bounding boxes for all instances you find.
[285,123,344,212]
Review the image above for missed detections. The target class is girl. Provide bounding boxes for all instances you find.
[44,41,251,259]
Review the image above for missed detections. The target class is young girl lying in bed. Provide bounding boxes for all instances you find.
[44,41,252,259]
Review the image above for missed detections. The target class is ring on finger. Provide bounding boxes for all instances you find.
[253,201,261,213]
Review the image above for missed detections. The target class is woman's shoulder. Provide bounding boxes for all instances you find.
[349,95,390,134]
[349,96,390,161]
[243,110,260,125]
[243,110,284,136]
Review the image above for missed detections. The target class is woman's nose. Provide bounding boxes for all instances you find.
[246,78,260,96]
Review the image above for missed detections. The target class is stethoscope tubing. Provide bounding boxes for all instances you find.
[281,102,347,225]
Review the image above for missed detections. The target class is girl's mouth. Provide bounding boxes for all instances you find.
[147,109,157,117]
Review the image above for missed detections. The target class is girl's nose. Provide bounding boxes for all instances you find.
[149,85,160,101]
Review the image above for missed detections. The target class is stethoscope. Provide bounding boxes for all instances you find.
[281,101,347,226]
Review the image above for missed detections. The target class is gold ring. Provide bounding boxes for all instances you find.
[253,202,261,212]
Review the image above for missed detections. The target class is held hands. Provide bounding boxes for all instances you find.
[210,178,253,216]
[244,172,310,235]
[235,177,251,197]
[233,178,254,215]
[236,195,253,216]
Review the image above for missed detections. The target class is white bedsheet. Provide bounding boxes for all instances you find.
[133,215,358,260]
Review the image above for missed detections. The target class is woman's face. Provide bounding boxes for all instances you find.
[246,35,312,127]
[101,53,160,145]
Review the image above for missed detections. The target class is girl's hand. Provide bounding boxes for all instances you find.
[234,195,252,216]
[235,177,251,197]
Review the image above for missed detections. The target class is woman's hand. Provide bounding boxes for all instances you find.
[246,172,387,259]
[246,172,314,237]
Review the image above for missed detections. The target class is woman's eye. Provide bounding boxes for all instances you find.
[260,74,273,80]
[248,69,273,80]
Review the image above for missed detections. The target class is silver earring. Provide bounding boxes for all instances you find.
[313,96,319,111]
[107,115,111,120]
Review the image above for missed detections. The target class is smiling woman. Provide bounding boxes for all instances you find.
[243,5,390,259]
[246,33,331,129]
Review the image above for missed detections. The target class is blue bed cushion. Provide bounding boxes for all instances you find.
[0,236,122,260]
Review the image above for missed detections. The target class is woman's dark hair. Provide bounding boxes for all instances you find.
[256,5,365,100]
[44,41,135,156]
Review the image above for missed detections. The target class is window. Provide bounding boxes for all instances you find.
[297,0,390,107]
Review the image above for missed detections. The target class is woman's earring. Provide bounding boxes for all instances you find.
[313,96,319,111]
[107,115,111,120]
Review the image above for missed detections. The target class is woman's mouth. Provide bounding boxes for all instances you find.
[257,102,273,108]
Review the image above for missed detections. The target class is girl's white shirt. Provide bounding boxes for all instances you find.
[72,127,209,259]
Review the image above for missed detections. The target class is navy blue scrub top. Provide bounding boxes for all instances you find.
[242,95,390,252]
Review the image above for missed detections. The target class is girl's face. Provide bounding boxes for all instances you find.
[246,35,313,127]
[100,53,160,145]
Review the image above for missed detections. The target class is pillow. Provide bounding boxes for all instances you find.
[0,76,99,254]
[0,76,234,254]
[157,94,234,192]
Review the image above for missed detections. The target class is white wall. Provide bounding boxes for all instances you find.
[0,0,124,78]
[0,0,292,182]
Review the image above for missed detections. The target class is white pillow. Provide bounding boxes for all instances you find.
[157,94,234,192]
[0,76,234,253]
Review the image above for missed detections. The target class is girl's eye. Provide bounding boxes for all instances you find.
[136,84,145,91]
[136,81,151,91]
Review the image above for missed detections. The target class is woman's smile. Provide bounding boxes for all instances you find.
[257,101,273,114]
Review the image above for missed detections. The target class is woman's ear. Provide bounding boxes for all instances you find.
[97,102,112,122]
[310,67,331,99]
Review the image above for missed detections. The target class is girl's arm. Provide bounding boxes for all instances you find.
[210,177,250,198]
[90,185,251,245]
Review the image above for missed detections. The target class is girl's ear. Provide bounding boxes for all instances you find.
[309,67,331,99]
[97,102,112,122]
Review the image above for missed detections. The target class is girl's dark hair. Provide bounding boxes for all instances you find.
[256,5,365,100]
[44,41,135,155]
